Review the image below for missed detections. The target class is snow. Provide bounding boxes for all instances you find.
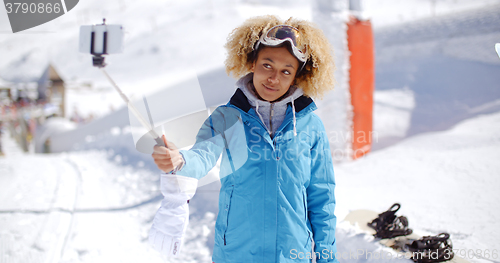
[1,0,500,262]
[3,105,500,263]
[335,111,500,259]
[363,0,500,27]
[372,88,415,144]
[312,0,354,161]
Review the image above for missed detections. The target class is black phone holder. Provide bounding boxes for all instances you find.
[91,19,108,68]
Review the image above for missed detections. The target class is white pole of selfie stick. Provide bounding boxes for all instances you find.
[82,19,165,146]
[99,68,165,146]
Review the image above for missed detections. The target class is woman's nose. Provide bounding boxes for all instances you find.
[268,71,279,84]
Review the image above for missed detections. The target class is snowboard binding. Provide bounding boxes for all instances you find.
[367,203,413,239]
[407,233,454,263]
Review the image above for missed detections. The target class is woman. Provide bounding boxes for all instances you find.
[151,15,338,263]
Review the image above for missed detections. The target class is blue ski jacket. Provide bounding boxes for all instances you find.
[176,88,339,263]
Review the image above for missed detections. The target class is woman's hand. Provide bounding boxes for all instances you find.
[152,135,184,173]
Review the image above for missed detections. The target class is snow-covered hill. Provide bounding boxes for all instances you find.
[372,3,500,149]
[2,0,499,120]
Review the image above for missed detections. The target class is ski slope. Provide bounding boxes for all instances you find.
[2,97,499,263]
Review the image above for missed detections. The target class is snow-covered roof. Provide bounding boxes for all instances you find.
[0,77,12,88]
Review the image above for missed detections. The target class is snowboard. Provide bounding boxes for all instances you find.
[344,209,470,263]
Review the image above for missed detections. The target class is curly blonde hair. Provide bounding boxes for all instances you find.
[224,15,335,99]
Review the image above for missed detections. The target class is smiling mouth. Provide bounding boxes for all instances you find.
[263,84,278,91]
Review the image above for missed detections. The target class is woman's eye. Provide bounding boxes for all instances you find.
[263,64,271,69]
[283,70,291,75]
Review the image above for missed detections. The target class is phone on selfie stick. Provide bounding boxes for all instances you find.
[79,19,166,147]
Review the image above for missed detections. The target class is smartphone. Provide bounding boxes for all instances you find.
[79,24,123,55]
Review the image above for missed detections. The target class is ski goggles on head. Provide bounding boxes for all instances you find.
[255,25,307,64]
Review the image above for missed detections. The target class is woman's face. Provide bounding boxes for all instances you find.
[251,46,300,102]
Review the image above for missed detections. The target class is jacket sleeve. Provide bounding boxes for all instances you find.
[149,107,246,257]
[306,119,339,263]
[148,111,226,257]
[175,111,225,180]
[176,106,246,180]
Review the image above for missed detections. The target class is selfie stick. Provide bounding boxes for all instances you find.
[99,69,165,147]
[88,19,165,147]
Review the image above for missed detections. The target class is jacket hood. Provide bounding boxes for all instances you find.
[235,73,304,110]
[232,73,313,136]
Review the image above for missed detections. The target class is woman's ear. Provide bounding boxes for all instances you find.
[250,49,259,73]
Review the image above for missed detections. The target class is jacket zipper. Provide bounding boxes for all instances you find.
[227,104,306,143]
[270,103,274,138]
[223,185,234,245]
[228,105,271,138]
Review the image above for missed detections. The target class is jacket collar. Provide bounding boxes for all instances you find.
[229,87,315,115]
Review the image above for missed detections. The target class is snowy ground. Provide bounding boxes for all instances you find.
[2,99,499,263]
[335,111,500,261]
[1,0,500,263]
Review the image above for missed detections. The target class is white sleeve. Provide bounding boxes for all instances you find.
[148,174,198,257]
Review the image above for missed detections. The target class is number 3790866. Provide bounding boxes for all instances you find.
[5,3,62,14]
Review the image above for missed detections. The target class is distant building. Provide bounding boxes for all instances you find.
[0,78,12,124]
[38,64,66,117]
[0,77,12,107]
